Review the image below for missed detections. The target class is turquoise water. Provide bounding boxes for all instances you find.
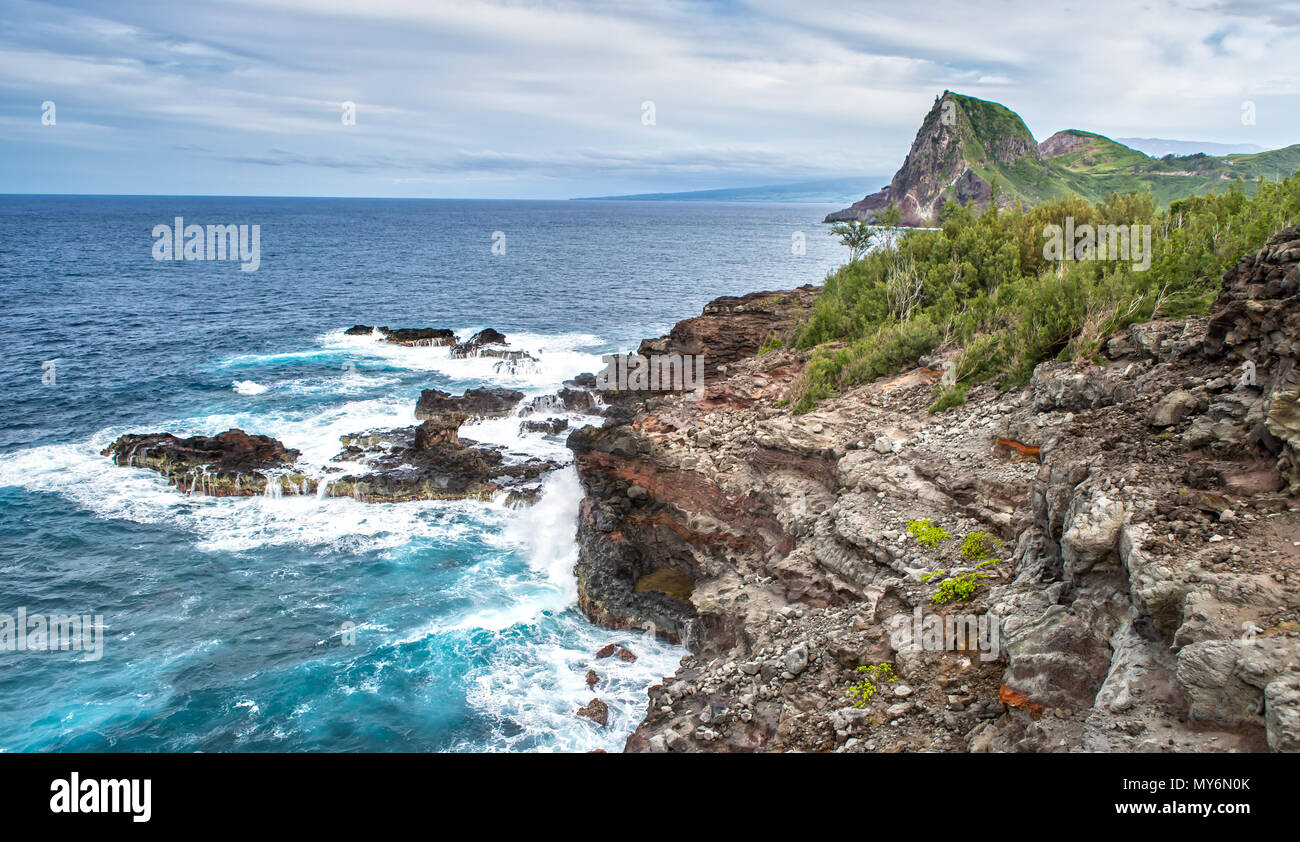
[0,196,845,751]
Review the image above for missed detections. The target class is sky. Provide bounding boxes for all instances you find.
[2,0,1300,199]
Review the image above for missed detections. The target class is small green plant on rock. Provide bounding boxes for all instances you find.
[960,531,1000,562]
[920,569,946,583]
[848,663,898,708]
[906,518,950,550]
[758,333,784,354]
[930,559,1001,605]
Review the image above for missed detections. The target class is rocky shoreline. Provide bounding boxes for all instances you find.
[567,229,1300,752]
[103,329,590,506]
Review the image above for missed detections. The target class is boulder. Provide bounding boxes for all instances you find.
[576,698,609,727]
[1031,361,1134,411]
[415,387,524,420]
[1148,389,1203,427]
[1060,492,1125,579]
[1265,676,1300,753]
[379,327,458,347]
[101,429,310,496]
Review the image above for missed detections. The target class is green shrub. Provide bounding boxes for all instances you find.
[789,177,1300,413]
[960,531,1000,562]
[847,663,898,708]
[906,518,950,549]
[931,570,989,605]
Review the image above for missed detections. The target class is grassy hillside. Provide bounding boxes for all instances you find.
[1039,129,1300,206]
[793,176,1300,413]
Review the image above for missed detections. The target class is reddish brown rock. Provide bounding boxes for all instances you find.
[576,698,609,727]
[634,285,820,383]
[414,413,467,450]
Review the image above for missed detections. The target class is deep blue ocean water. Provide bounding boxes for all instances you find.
[0,196,845,751]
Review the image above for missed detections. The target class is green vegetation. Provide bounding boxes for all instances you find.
[932,93,1300,210]
[960,531,1000,562]
[758,333,784,354]
[906,518,950,549]
[930,566,996,605]
[830,219,880,262]
[848,663,898,708]
[793,174,1300,413]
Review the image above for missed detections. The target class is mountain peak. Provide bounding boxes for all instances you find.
[826,92,1039,225]
[826,93,1300,225]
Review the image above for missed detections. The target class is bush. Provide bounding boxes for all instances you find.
[790,178,1300,412]
[906,518,950,549]
[960,531,1000,562]
[848,663,898,708]
[931,570,989,604]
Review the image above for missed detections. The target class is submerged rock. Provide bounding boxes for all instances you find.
[520,417,569,435]
[106,411,560,504]
[449,328,507,357]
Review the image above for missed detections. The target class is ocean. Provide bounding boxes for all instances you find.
[0,196,845,752]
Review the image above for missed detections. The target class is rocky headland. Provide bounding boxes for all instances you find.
[568,228,1300,752]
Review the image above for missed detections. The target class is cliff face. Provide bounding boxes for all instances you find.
[826,92,1039,226]
[569,229,1300,753]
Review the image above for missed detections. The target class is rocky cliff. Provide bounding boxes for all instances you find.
[826,91,1040,225]
[569,228,1300,752]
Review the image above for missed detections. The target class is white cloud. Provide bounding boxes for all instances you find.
[0,0,1297,196]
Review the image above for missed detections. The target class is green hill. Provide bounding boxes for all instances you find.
[827,92,1300,225]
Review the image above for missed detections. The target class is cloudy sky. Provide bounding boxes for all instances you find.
[2,0,1299,198]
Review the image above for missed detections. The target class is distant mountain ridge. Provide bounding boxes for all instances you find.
[827,91,1300,225]
[575,178,883,204]
[1115,137,1267,157]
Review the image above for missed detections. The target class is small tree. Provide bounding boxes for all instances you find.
[831,219,878,262]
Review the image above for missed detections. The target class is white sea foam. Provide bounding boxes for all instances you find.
[294,327,608,394]
[463,619,683,752]
[232,380,268,395]
[0,440,492,554]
